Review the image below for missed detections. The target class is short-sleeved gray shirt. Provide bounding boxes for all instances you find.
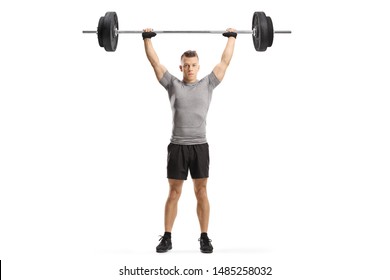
[159,71,220,145]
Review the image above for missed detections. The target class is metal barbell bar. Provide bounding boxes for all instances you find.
[83,30,291,34]
[82,11,291,52]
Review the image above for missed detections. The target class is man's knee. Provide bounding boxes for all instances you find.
[168,188,182,201]
[167,179,183,202]
[194,186,208,201]
[194,179,208,200]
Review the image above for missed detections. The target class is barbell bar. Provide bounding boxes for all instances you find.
[82,11,291,52]
[83,30,291,34]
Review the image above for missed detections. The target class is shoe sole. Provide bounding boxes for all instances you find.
[200,250,213,254]
[156,245,172,253]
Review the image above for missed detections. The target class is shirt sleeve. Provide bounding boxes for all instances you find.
[208,71,221,90]
[159,71,173,91]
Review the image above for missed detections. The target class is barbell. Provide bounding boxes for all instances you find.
[82,11,291,52]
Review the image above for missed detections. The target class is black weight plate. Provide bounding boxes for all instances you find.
[252,12,261,51]
[267,16,274,47]
[97,16,104,48]
[252,11,270,52]
[258,12,269,51]
[102,12,119,52]
[112,12,119,51]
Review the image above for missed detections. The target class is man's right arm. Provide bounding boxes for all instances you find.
[143,29,167,81]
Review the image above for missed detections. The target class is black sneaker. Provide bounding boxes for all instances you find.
[199,237,213,253]
[156,236,172,253]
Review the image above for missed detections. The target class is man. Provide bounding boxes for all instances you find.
[143,28,236,253]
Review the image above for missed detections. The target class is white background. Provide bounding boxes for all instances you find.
[1,0,389,279]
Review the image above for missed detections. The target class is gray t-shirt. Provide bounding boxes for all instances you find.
[159,71,221,145]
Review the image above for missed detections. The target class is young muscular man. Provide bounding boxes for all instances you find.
[143,28,236,253]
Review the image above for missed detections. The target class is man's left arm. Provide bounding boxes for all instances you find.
[213,28,237,82]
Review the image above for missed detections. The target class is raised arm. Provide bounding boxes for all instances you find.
[213,28,237,82]
[143,28,167,81]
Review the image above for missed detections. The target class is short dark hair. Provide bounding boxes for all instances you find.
[181,50,198,61]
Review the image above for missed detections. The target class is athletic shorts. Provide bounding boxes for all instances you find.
[167,143,209,180]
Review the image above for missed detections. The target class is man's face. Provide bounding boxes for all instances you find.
[180,56,200,83]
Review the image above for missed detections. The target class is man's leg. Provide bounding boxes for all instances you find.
[156,179,184,253]
[165,179,184,232]
[193,178,213,253]
[193,178,210,232]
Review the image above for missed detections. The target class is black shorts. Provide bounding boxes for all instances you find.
[167,143,209,180]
